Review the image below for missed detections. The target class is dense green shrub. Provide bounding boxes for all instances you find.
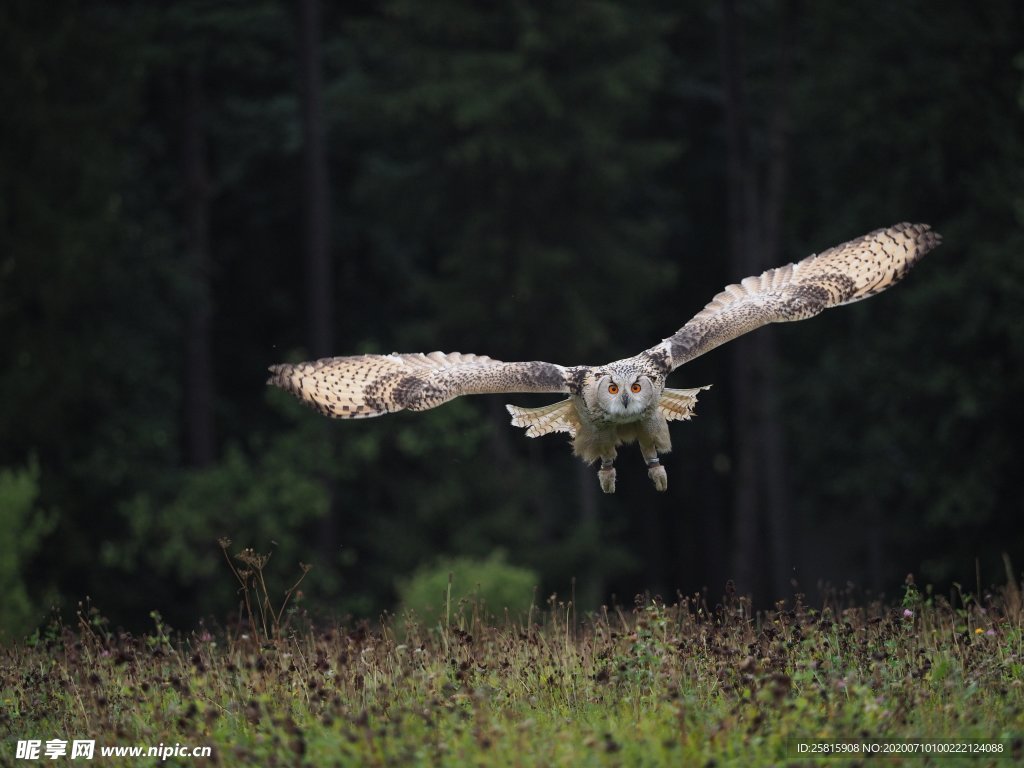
[0,459,54,638]
[396,551,538,627]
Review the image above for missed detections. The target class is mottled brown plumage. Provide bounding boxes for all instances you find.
[269,222,940,492]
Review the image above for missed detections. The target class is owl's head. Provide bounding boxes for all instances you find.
[591,371,656,421]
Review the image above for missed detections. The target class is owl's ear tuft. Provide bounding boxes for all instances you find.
[506,399,580,438]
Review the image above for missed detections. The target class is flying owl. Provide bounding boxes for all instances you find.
[269,223,940,493]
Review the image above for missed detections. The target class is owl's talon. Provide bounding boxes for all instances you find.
[598,465,616,494]
[647,463,668,492]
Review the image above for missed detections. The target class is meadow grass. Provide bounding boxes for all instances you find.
[3,569,1023,766]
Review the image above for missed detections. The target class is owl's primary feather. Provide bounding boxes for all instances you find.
[269,222,940,493]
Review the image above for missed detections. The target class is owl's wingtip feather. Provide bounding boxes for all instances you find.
[897,221,942,254]
[266,362,293,388]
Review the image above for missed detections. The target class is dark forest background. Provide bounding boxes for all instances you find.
[1,0,1022,635]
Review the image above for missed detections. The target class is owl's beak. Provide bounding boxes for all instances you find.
[620,393,631,408]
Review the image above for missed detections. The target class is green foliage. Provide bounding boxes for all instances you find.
[782,0,1024,587]
[341,0,679,361]
[396,551,538,628]
[4,588,1022,764]
[0,0,1022,628]
[99,407,334,623]
[0,459,54,638]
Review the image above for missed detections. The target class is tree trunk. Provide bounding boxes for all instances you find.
[298,0,333,359]
[761,3,797,601]
[718,0,795,605]
[297,0,338,556]
[182,63,215,468]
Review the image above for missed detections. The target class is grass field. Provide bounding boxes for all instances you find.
[3,574,1023,766]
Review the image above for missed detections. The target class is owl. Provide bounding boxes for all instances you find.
[269,223,940,493]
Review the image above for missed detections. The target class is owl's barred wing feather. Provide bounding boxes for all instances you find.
[658,386,711,422]
[506,399,581,438]
[649,222,941,371]
[267,351,571,419]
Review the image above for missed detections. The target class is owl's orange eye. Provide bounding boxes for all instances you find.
[608,384,619,395]
[631,382,642,394]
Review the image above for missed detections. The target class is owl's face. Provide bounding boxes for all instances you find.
[591,371,657,421]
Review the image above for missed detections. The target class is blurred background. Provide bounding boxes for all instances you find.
[1,0,1022,635]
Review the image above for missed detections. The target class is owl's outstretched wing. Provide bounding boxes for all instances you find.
[645,222,941,372]
[268,351,572,419]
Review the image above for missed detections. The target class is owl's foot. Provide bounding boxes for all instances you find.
[598,461,616,494]
[647,458,668,492]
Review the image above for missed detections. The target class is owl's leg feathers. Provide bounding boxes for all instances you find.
[639,442,668,492]
[598,458,617,494]
[646,459,668,492]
